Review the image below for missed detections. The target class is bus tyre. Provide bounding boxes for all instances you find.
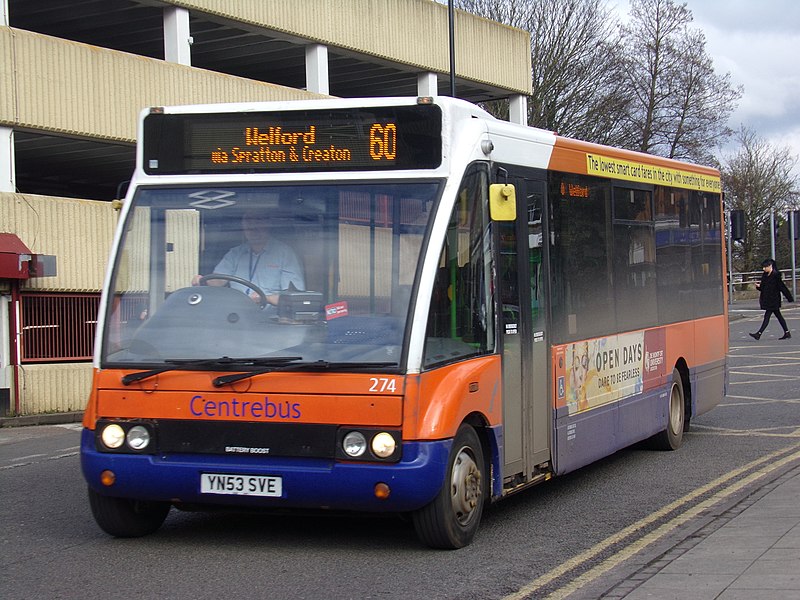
[412,424,485,549]
[88,487,170,537]
[650,368,685,451]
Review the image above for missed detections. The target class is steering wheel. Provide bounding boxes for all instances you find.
[198,273,269,309]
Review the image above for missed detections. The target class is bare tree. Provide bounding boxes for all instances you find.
[455,0,530,25]
[455,0,630,144]
[722,127,799,271]
[618,0,741,163]
[527,0,630,143]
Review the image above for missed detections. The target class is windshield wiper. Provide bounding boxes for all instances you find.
[120,356,303,386]
[212,360,398,387]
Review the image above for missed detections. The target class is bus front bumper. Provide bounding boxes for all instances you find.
[80,428,450,513]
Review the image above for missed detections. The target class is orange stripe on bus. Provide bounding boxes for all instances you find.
[94,369,405,396]
[549,137,721,178]
[96,390,402,426]
[664,314,728,368]
[82,368,101,429]
[85,370,406,429]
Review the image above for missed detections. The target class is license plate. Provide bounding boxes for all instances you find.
[201,473,282,497]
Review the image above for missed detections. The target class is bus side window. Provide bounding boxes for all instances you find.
[549,175,615,341]
[426,264,451,336]
[423,164,495,367]
[612,187,657,331]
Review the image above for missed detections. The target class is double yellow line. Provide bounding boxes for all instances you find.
[503,442,800,600]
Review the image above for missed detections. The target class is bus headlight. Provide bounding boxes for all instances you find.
[100,424,125,449]
[343,431,367,457]
[371,432,396,458]
[96,420,156,453]
[126,425,151,451]
[336,428,401,462]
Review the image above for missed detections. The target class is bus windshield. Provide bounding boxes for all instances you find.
[102,182,441,368]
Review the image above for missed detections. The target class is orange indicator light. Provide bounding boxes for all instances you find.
[100,470,116,487]
[374,482,391,500]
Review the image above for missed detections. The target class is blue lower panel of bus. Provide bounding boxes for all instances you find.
[553,362,724,475]
[81,429,450,513]
[553,386,669,475]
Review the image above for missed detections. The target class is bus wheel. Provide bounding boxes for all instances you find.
[649,368,685,451]
[88,487,170,537]
[412,424,485,549]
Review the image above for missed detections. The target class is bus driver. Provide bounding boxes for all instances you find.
[192,211,305,306]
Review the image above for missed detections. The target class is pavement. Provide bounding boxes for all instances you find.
[573,460,800,600]
[0,410,83,428]
[5,299,800,600]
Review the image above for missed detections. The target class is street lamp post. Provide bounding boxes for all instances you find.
[448,0,456,97]
[791,210,797,300]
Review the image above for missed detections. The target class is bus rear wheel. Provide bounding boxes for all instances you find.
[649,368,685,451]
[88,487,170,537]
[412,424,485,549]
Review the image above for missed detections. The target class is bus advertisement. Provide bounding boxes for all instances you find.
[81,96,727,548]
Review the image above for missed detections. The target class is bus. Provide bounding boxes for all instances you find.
[81,96,727,549]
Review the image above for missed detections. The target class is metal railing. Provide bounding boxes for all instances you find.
[728,270,798,301]
[19,293,100,362]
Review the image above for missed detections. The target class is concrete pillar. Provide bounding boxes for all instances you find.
[509,94,528,125]
[305,44,329,95]
[0,127,15,193]
[417,72,439,97]
[164,6,192,65]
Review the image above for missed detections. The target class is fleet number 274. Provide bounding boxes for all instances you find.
[369,378,397,393]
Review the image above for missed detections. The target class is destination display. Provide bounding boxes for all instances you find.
[142,106,443,174]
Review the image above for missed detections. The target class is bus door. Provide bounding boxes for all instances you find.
[498,177,551,487]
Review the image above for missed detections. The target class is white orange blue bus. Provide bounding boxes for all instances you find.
[81,96,727,548]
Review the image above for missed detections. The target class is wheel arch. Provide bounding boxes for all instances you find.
[462,411,495,502]
[413,356,503,441]
[674,357,692,430]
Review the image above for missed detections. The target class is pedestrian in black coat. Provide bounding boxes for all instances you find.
[750,258,794,340]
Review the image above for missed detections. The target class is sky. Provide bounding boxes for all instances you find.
[610,0,800,178]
